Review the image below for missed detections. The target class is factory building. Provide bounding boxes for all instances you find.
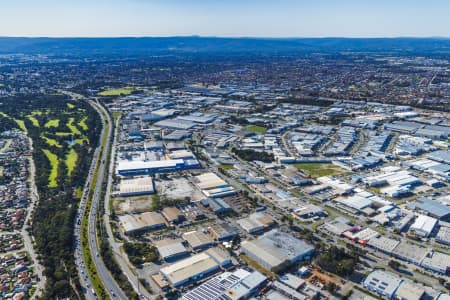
[160,247,231,287]
[362,270,403,299]
[155,238,189,261]
[118,212,167,235]
[116,158,199,176]
[116,176,155,197]
[409,214,438,237]
[182,230,215,251]
[181,269,266,300]
[195,172,236,198]
[240,230,314,273]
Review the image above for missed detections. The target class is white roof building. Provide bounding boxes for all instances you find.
[363,270,403,299]
[410,214,438,237]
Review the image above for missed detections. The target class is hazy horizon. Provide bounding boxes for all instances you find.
[2,0,450,38]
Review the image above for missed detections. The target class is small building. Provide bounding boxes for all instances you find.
[394,282,425,300]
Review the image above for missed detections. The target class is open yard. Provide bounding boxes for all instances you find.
[42,149,59,187]
[78,116,88,130]
[27,115,40,127]
[293,163,347,178]
[98,87,136,96]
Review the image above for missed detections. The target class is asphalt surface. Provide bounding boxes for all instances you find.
[74,100,127,300]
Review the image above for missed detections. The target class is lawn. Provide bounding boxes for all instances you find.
[98,87,136,96]
[44,119,59,128]
[245,125,267,134]
[66,148,78,175]
[293,163,347,178]
[218,164,234,171]
[78,116,88,131]
[75,138,89,145]
[67,117,81,135]
[67,103,75,109]
[27,115,40,127]
[55,132,72,137]
[42,149,59,187]
[14,119,27,132]
[40,135,62,148]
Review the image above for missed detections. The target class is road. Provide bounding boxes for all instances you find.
[74,99,127,300]
[103,114,154,299]
[23,137,46,299]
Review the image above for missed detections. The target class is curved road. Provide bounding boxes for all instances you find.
[74,99,127,300]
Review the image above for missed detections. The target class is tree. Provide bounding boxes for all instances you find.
[388,260,401,270]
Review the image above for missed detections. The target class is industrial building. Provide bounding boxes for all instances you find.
[237,212,276,234]
[116,158,199,176]
[436,226,450,246]
[182,230,215,251]
[117,176,155,197]
[195,172,236,198]
[240,230,314,273]
[161,207,185,224]
[362,270,403,299]
[160,247,231,287]
[181,269,266,300]
[155,238,189,261]
[421,251,450,274]
[409,214,438,237]
[208,223,239,241]
[118,212,167,235]
[411,198,450,221]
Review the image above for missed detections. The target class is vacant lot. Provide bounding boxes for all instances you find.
[66,148,78,175]
[294,163,347,178]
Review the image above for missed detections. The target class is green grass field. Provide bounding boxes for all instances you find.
[293,163,347,178]
[66,148,78,175]
[245,125,267,134]
[218,164,234,170]
[40,135,62,148]
[14,119,27,131]
[27,115,40,127]
[67,117,81,135]
[55,132,72,137]
[67,103,75,109]
[44,119,59,128]
[98,87,136,96]
[78,116,88,131]
[75,138,89,145]
[42,149,59,187]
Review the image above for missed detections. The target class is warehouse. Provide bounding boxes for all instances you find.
[118,212,167,235]
[409,214,438,237]
[195,172,236,198]
[161,207,185,224]
[182,230,215,251]
[182,269,266,300]
[366,236,400,255]
[436,226,450,245]
[363,270,403,299]
[154,118,196,130]
[412,198,450,221]
[421,251,450,275]
[427,150,450,164]
[117,158,200,176]
[393,242,428,265]
[240,230,314,273]
[160,248,230,287]
[208,223,239,241]
[237,212,276,234]
[117,176,155,197]
[155,238,189,261]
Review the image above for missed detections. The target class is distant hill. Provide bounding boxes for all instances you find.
[0,37,449,57]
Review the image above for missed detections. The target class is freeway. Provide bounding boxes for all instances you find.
[103,115,153,299]
[74,99,127,300]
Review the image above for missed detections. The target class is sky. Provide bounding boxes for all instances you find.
[1,0,450,38]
